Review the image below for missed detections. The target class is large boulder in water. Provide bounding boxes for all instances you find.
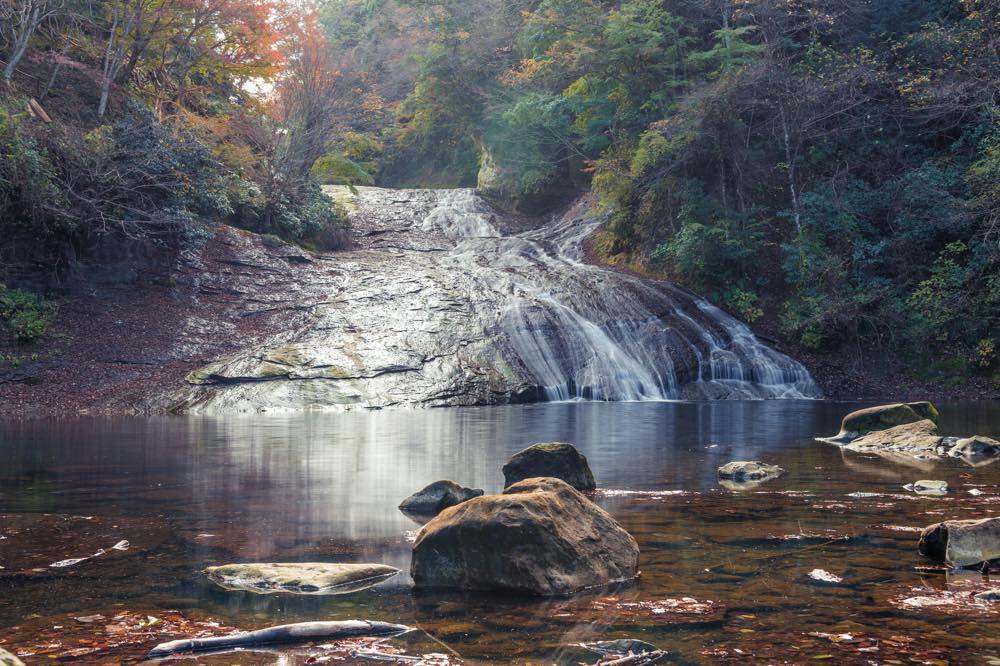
[502,442,596,491]
[918,517,1000,568]
[410,477,638,595]
[399,480,483,516]
[826,402,939,442]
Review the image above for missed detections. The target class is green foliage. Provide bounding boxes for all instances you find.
[233,182,348,250]
[0,285,53,344]
[724,287,764,324]
[0,103,60,229]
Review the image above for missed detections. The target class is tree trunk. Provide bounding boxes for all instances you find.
[778,103,801,234]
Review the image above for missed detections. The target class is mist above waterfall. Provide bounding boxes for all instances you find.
[173,188,819,413]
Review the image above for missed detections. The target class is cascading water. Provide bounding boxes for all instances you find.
[425,189,820,401]
[174,187,820,413]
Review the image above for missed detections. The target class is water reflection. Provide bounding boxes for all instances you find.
[1,400,999,662]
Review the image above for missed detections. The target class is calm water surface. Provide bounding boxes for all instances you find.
[1,400,999,663]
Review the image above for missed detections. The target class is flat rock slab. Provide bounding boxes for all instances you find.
[204,562,400,595]
[718,461,785,483]
[904,480,948,495]
[844,419,942,456]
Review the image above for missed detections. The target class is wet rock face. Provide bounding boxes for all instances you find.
[410,477,639,596]
[203,562,400,595]
[919,517,1000,568]
[169,188,819,413]
[398,480,484,516]
[502,442,596,491]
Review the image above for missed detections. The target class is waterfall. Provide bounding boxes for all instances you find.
[422,189,820,401]
[174,187,820,413]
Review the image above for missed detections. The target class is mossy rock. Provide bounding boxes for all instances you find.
[839,401,939,438]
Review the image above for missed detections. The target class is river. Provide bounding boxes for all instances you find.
[2,400,998,663]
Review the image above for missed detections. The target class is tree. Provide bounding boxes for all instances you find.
[1,0,67,82]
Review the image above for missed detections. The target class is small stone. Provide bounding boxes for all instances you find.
[808,569,843,583]
[969,488,985,496]
[904,480,948,496]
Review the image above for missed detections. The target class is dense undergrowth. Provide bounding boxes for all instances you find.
[325,0,999,384]
[0,0,357,346]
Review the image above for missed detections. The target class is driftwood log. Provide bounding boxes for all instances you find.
[148,620,411,658]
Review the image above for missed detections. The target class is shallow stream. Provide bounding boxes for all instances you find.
[1,400,998,663]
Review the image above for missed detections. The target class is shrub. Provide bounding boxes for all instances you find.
[0,285,53,344]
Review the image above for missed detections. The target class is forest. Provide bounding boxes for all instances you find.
[0,0,998,385]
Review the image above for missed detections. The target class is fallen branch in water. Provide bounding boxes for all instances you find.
[147,620,411,658]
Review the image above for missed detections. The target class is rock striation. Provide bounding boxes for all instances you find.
[168,188,819,413]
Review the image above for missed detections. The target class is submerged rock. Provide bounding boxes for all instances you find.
[904,480,949,496]
[918,517,1000,568]
[949,435,1000,463]
[560,639,667,664]
[204,562,399,595]
[0,649,24,666]
[411,477,638,595]
[399,480,484,516]
[502,442,596,491]
[718,461,785,483]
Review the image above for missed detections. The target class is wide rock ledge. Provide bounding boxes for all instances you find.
[399,480,484,516]
[502,442,596,491]
[204,562,400,595]
[411,477,638,595]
